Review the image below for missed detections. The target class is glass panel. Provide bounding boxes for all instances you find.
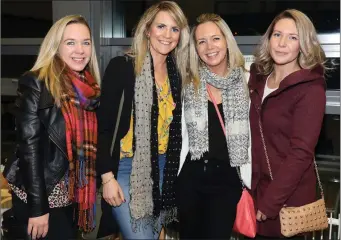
[325,58,340,90]
[2,1,52,38]
[315,114,340,220]
[316,114,340,159]
[1,55,38,78]
[108,0,339,38]
[216,1,340,36]
[1,96,17,163]
[114,1,156,37]
[1,54,39,161]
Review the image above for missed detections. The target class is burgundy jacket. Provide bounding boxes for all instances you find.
[249,63,326,237]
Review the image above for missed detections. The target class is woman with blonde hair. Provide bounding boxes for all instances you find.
[177,13,250,239]
[96,1,189,239]
[248,9,326,239]
[4,15,100,239]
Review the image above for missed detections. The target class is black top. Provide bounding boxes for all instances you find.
[203,101,230,161]
[185,100,241,189]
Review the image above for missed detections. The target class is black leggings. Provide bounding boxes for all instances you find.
[176,159,242,239]
[12,194,78,240]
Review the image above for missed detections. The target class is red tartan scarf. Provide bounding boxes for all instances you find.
[61,70,100,232]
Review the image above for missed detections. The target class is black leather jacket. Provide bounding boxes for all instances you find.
[4,72,69,217]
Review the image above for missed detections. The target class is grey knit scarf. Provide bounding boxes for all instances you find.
[129,53,154,223]
[129,53,181,231]
[183,65,249,166]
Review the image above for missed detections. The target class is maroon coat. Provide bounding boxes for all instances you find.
[248,63,326,237]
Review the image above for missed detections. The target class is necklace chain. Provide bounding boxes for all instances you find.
[156,77,171,101]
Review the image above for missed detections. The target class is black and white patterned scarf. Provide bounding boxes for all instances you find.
[183,65,249,167]
[130,52,181,230]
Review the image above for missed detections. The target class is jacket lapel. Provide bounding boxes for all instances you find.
[38,84,68,159]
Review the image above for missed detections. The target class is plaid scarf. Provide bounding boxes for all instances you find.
[61,70,100,232]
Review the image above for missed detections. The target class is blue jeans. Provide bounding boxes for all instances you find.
[112,154,166,239]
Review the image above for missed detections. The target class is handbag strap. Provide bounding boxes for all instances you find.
[206,85,226,134]
[206,84,244,189]
[257,116,324,199]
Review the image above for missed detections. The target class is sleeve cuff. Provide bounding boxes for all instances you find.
[257,197,282,219]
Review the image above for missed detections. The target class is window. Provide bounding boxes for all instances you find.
[325,58,340,90]
[215,1,340,36]
[316,114,340,159]
[1,55,38,78]
[103,0,340,38]
[2,1,53,38]
[1,95,17,163]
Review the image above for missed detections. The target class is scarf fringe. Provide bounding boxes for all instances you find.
[161,207,178,224]
[78,202,96,232]
[131,215,154,233]
[130,207,178,234]
[74,178,97,232]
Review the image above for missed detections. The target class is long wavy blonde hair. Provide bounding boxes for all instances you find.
[254,9,326,75]
[187,13,246,91]
[30,15,100,106]
[127,1,190,82]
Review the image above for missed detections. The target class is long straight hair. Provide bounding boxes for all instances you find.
[31,15,100,106]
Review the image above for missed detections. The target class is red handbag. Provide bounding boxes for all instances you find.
[207,85,256,238]
[233,188,257,237]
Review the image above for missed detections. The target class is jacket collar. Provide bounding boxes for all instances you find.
[38,84,55,109]
[24,71,55,109]
[249,63,326,98]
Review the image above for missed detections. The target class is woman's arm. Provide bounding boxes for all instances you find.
[258,83,326,218]
[96,56,127,178]
[96,57,130,207]
[16,74,49,217]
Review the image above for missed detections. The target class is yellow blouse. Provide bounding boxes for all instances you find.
[120,77,175,158]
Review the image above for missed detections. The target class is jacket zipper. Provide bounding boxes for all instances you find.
[49,131,68,159]
[47,135,69,193]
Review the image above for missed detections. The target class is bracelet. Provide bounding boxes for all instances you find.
[102,176,114,185]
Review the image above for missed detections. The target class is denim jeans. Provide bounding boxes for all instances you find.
[112,154,166,239]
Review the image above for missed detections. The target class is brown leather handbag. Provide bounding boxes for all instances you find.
[258,118,328,237]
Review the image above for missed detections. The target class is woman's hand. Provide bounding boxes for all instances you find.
[27,213,49,239]
[256,210,267,222]
[102,172,125,207]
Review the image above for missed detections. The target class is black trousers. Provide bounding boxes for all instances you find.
[176,158,242,239]
[11,194,78,240]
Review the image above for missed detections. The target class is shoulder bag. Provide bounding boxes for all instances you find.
[257,117,328,237]
[206,85,256,238]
